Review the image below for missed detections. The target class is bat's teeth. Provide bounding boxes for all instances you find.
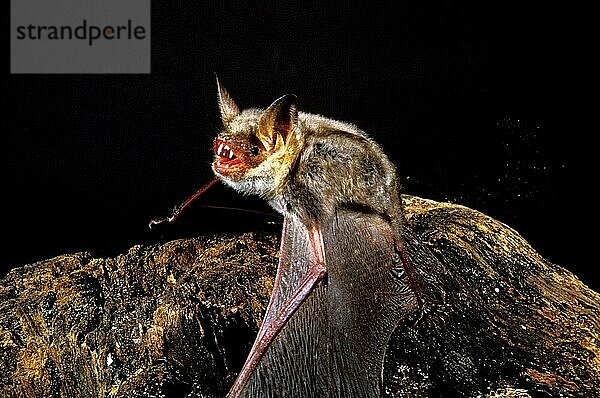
[217,143,224,156]
[229,149,235,159]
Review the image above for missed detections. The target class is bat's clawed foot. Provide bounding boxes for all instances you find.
[390,264,405,280]
[391,245,447,326]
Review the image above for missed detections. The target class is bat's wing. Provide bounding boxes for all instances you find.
[238,209,435,397]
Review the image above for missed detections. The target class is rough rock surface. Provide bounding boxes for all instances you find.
[1,196,598,397]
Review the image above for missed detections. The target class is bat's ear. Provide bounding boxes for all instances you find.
[258,94,298,151]
[216,76,240,124]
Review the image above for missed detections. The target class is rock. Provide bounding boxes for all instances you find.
[1,196,598,397]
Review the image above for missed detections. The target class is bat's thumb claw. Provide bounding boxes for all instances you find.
[148,218,164,230]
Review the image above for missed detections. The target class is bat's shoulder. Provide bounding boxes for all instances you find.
[297,113,379,161]
[299,112,368,140]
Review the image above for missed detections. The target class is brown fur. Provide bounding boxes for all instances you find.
[212,87,404,245]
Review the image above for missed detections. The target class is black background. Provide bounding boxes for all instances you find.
[2,2,594,289]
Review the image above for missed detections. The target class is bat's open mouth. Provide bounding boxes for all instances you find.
[214,138,242,171]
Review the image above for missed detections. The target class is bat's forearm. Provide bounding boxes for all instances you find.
[227,223,328,397]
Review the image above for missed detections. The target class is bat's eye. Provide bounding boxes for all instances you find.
[250,145,260,156]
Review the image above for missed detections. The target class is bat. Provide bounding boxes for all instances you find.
[229,210,426,397]
[213,80,426,397]
[150,79,428,396]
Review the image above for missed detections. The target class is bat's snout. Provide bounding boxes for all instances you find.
[213,138,242,173]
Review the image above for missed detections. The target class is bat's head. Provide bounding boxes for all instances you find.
[212,79,300,199]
